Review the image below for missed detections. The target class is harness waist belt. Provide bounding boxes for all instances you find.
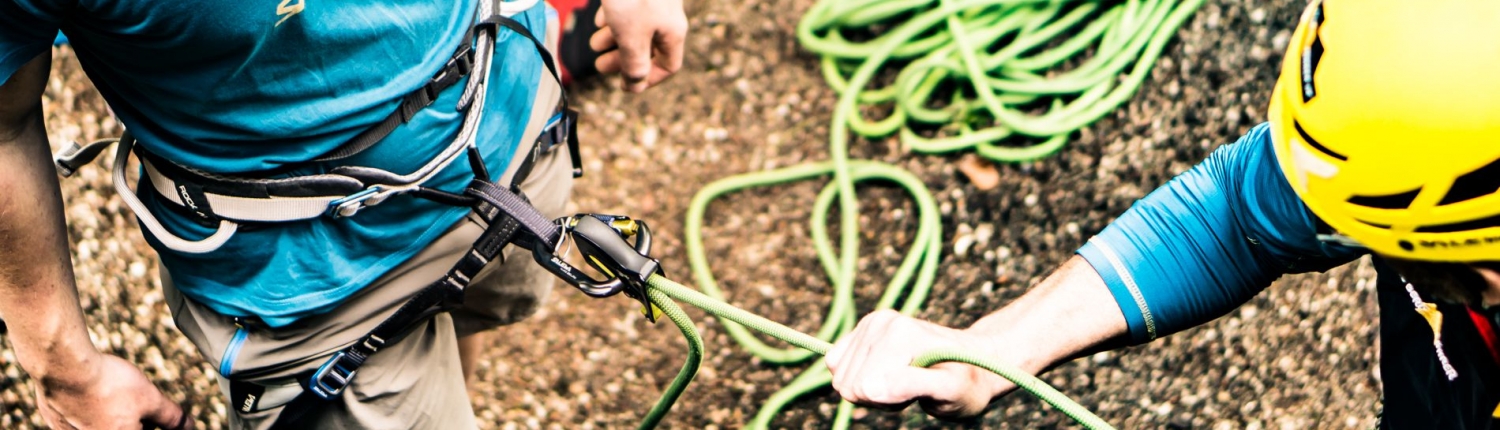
[132,111,574,223]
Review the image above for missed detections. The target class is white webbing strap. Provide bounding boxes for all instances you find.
[138,158,350,222]
[497,0,539,17]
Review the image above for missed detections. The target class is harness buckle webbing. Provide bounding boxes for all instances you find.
[306,351,362,400]
[326,186,386,218]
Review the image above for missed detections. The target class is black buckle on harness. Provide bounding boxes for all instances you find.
[400,47,476,123]
[307,351,360,400]
[434,48,474,89]
[306,333,386,400]
[533,214,662,321]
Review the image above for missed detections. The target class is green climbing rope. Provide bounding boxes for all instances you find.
[684,160,942,429]
[645,274,1116,429]
[798,0,1207,162]
[654,0,1203,427]
[636,289,703,430]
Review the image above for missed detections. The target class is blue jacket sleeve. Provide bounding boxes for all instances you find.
[1076,123,1366,344]
[0,0,66,84]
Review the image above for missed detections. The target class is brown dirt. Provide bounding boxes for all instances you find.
[2,0,1382,428]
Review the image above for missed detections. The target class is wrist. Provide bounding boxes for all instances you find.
[19,336,103,393]
[962,315,1055,369]
[41,356,102,393]
[953,329,1026,396]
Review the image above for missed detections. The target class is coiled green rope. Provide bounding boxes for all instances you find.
[798,0,1206,161]
[684,160,943,429]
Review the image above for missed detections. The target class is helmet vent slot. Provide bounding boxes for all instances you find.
[1416,212,1500,234]
[1349,188,1421,210]
[1294,120,1346,161]
[1439,157,1500,206]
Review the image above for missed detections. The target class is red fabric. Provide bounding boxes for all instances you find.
[547,0,590,19]
[544,0,590,84]
[1466,308,1500,366]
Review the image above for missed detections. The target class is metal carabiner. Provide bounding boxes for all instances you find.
[531,217,627,298]
[532,213,664,321]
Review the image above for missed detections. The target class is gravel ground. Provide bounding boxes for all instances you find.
[3,0,1382,428]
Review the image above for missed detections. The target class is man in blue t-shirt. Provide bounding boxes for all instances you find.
[0,0,686,428]
[826,0,1500,427]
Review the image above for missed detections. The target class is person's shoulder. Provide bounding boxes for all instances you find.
[1197,122,1282,180]
[1230,122,1275,155]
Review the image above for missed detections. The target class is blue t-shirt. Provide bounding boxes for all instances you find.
[1,0,549,326]
[1076,123,1367,343]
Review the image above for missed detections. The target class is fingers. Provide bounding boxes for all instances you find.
[826,310,999,419]
[916,363,992,418]
[593,49,679,90]
[825,337,849,365]
[831,311,895,397]
[610,27,655,93]
[589,25,616,55]
[883,366,979,406]
[587,6,651,91]
[828,310,925,407]
[655,19,686,78]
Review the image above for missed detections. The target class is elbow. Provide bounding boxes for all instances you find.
[0,53,52,143]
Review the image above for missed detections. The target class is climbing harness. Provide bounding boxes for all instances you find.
[797,0,1206,162]
[52,0,593,427]
[54,4,582,255]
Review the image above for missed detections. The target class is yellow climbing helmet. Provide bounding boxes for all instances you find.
[1268,0,1500,262]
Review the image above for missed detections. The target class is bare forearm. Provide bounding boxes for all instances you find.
[0,52,99,387]
[826,254,1130,417]
[964,256,1128,380]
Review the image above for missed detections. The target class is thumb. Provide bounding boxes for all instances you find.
[825,338,848,366]
[142,398,192,430]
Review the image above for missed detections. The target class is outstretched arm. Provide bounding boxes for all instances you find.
[827,125,1366,419]
[0,52,190,430]
[827,256,1126,418]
